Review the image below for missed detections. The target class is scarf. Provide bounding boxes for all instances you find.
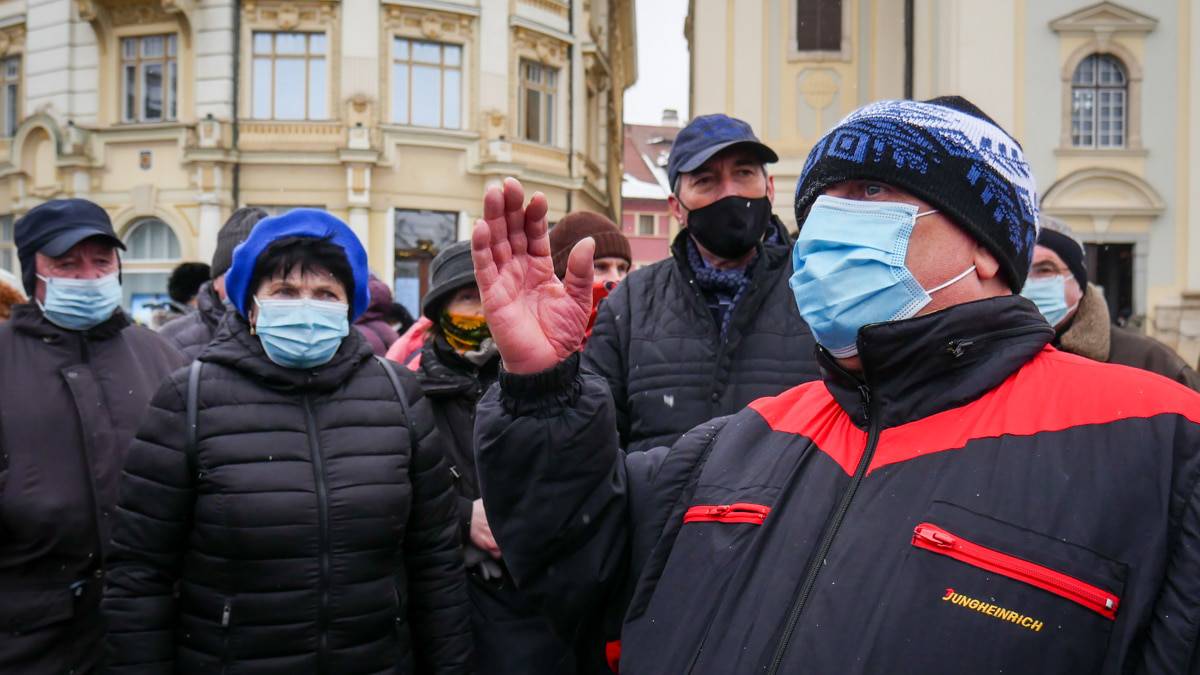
[686,237,754,338]
[440,310,492,355]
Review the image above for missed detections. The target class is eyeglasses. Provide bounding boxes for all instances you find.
[1028,262,1073,280]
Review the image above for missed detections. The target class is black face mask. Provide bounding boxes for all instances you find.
[682,195,773,259]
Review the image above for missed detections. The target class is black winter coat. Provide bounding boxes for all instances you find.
[477,296,1200,674]
[0,304,185,674]
[157,282,226,360]
[583,225,819,453]
[103,312,471,674]
[416,338,576,674]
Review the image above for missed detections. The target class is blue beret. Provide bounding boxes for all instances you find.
[224,209,370,321]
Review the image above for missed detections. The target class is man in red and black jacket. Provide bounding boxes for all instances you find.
[469,97,1200,674]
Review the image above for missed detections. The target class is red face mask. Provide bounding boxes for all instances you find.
[584,280,618,347]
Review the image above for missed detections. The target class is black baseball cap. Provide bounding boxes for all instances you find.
[666,114,779,190]
[15,198,124,294]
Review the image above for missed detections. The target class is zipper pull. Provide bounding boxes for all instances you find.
[946,339,975,358]
[913,524,956,548]
[858,385,872,422]
[221,600,232,628]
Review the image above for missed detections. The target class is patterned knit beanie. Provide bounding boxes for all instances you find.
[793,96,1040,292]
[549,211,631,280]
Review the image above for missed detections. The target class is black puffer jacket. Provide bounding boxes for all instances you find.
[103,312,471,674]
[417,338,576,674]
[157,282,225,360]
[416,338,495,531]
[583,225,819,453]
[0,304,185,674]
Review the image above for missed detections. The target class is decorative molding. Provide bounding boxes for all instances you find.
[1049,1,1158,36]
[111,2,173,26]
[512,25,568,64]
[0,23,26,57]
[74,0,191,28]
[243,0,337,30]
[519,0,569,19]
[383,4,473,40]
[1041,167,1166,217]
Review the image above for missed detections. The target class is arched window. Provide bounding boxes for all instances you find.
[1071,54,1127,148]
[121,217,182,324]
[125,217,181,260]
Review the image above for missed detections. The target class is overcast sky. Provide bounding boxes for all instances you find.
[623,0,690,125]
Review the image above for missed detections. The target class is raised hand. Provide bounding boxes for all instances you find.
[471,178,595,375]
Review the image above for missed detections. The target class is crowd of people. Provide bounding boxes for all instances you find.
[2,94,1200,675]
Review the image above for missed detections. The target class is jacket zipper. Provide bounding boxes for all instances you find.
[766,384,881,674]
[220,598,233,673]
[683,503,771,525]
[945,324,1053,358]
[302,396,331,674]
[912,523,1119,620]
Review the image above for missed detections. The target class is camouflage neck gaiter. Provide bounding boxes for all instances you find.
[440,310,491,355]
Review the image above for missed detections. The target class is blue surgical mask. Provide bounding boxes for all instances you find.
[253,297,350,369]
[37,272,123,331]
[1021,275,1076,328]
[789,195,976,358]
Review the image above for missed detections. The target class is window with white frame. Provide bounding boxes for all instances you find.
[1,57,19,137]
[1071,54,1127,148]
[637,214,655,236]
[0,214,14,272]
[520,60,558,145]
[391,38,462,129]
[121,218,182,318]
[252,32,328,120]
[121,34,177,123]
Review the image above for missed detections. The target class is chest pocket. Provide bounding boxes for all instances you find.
[865,500,1127,674]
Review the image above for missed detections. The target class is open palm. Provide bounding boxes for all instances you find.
[471,178,594,375]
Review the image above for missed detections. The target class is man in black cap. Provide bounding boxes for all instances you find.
[584,113,818,454]
[1021,217,1200,389]
[0,198,186,673]
[159,206,267,359]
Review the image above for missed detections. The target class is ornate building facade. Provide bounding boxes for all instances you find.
[0,0,635,317]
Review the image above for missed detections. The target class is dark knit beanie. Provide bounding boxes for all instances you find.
[211,206,267,278]
[421,240,476,321]
[793,96,1040,292]
[1036,227,1088,291]
[549,211,631,280]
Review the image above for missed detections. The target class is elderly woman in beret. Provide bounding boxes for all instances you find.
[103,209,471,674]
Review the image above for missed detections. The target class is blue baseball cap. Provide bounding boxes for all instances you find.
[666,114,779,190]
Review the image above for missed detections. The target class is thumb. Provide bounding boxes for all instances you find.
[564,237,596,312]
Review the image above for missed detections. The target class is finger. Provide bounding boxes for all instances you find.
[564,237,595,312]
[525,192,551,258]
[471,219,500,293]
[503,177,529,258]
[482,184,512,266]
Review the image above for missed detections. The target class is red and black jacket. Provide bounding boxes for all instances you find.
[475,296,1200,674]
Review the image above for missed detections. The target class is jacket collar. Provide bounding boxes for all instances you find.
[417,335,498,396]
[818,296,1054,429]
[199,310,373,393]
[1056,283,1110,362]
[195,282,227,332]
[9,302,131,341]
